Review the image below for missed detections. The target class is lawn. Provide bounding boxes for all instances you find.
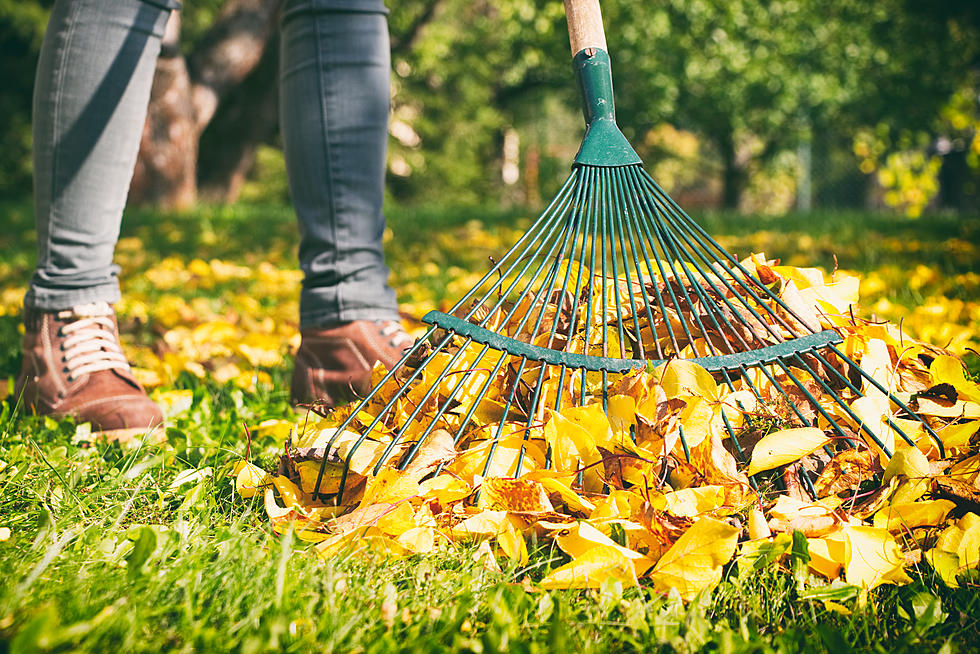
[1,201,978,652]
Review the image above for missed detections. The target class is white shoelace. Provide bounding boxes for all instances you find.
[377,320,413,350]
[58,303,131,381]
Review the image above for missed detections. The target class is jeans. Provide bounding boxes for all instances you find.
[26,0,400,329]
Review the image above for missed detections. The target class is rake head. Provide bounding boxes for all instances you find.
[304,2,943,503]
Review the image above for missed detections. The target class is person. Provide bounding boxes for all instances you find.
[14,0,413,438]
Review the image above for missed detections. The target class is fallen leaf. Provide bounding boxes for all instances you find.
[649,517,740,601]
[539,544,651,590]
[747,427,832,476]
[840,526,912,589]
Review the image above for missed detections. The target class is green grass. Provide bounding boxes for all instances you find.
[1,201,979,652]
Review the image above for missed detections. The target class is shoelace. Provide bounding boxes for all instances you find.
[377,320,414,350]
[58,304,131,381]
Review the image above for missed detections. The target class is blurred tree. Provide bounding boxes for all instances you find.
[130,0,281,208]
[602,0,979,209]
[1,0,977,210]
[0,1,48,198]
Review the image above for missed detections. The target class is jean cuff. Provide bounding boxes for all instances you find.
[24,281,121,312]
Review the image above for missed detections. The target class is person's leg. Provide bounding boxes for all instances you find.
[28,0,176,310]
[15,0,175,435]
[280,0,411,407]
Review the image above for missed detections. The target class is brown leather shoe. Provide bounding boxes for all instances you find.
[291,320,414,408]
[14,302,163,439]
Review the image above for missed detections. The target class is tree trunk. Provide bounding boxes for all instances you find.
[718,130,744,210]
[129,0,282,208]
[130,13,197,210]
[197,32,281,203]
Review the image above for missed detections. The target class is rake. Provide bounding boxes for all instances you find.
[308,0,942,503]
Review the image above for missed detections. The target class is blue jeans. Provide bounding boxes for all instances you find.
[26,0,400,329]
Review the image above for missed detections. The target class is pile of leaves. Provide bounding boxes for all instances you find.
[231,254,979,599]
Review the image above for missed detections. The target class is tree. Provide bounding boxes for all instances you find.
[129,0,281,209]
[0,1,48,198]
[601,0,978,209]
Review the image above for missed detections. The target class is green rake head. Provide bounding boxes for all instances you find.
[308,0,942,503]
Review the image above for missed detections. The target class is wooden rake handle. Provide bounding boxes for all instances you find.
[564,0,608,55]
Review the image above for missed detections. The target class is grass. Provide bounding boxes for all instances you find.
[1,200,979,652]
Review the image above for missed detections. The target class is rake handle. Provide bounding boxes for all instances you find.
[564,0,608,55]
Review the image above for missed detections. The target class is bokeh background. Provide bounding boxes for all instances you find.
[1,0,978,215]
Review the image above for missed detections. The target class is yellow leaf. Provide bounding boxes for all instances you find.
[807,534,845,580]
[872,500,955,532]
[823,600,853,616]
[881,447,930,484]
[271,475,305,509]
[937,421,979,450]
[295,428,393,477]
[0,527,9,542]
[360,468,420,506]
[746,427,832,476]
[418,475,473,507]
[737,533,791,576]
[236,332,283,367]
[397,526,437,554]
[293,460,364,496]
[891,478,930,505]
[372,501,418,537]
[522,470,596,513]
[935,513,979,553]
[649,517,740,601]
[233,460,271,499]
[949,456,980,486]
[656,359,720,403]
[931,355,980,404]
[748,508,772,540]
[315,527,410,560]
[588,490,642,523]
[606,395,636,434]
[840,526,912,589]
[539,544,651,590]
[451,509,509,538]
[451,509,527,563]
[550,521,649,563]
[860,338,894,397]
[850,395,894,461]
[924,548,962,588]
[958,517,980,571]
[448,434,545,484]
[251,419,294,440]
[544,408,601,474]
[650,486,727,518]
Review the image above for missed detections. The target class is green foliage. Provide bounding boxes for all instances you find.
[2,0,978,207]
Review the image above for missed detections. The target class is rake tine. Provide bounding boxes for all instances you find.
[615,170,665,359]
[636,188,725,357]
[317,327,447,500]
[823,345,944,456]
[609,170,652,360]
[482,355,533,478]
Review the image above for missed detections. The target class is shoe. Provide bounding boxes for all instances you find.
[291,319,414,408]
[14,302,164,439]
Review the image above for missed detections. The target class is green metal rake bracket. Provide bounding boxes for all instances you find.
[572,48,643,167]
[423,310,843,374]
